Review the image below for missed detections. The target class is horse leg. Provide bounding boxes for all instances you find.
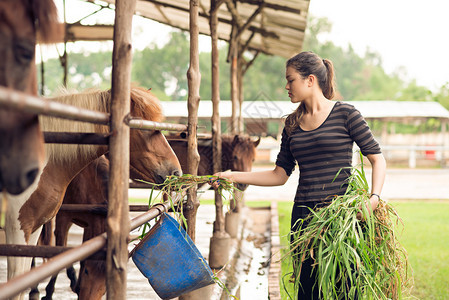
[28,258,40,300]
[5,226,42,300]
[5,197,43,300]
[66,265,78,293]
[41,274,58,300]
[42,214,74,299]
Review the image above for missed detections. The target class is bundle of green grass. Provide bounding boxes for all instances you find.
[287,159,412,299]
[139,174,239,231]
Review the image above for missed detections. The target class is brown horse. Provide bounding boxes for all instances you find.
[42,134,259,299]
[3,87,182,300]
[41,156,110,300]
[0,0,60,195]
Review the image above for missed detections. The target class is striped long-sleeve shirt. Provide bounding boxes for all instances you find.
[276,101,381,203]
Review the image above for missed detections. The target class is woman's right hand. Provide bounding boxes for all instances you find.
[208,170,233,189]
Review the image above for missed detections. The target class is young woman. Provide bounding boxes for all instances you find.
[211,51,386,298]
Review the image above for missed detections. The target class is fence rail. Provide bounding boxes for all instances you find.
[0,195,182,299]
[0,87,110,124]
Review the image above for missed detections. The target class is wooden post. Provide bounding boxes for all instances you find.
[207,0,232,273]
[211,0,224,234]
[230,24,240,135]
[62,0,68,87]
[106,0,136,299]
[184,0,201,241]
[237,55,244,134]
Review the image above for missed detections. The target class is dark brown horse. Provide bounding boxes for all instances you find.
[0,0,60,195]
[169,135,260,191]
[42,134,259,299]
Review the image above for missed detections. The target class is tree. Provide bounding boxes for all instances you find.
[242,53,286,100]
[132,30,190,101]
[433,83,449,109]
[37,50,113,95]
[396,79,433,101]
[198,46,231,100]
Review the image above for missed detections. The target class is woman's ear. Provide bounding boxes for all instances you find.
[307,74,316,87]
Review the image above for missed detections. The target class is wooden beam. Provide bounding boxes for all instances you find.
[242,50,259,76]
[239,31,255,57]
[237,0,301,14]
[0,245,106,260]
[236,3,265,40]
[224,0,243,29]
[44,132,110,145]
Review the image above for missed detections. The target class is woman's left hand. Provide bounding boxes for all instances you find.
[357,194,380,220]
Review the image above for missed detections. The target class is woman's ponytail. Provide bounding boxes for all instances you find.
[322,59,336,100]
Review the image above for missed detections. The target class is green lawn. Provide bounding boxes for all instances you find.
[277,200,449,299]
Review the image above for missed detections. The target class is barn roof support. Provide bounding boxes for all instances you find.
[106,0,135,298]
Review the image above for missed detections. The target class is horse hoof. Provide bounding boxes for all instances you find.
[28,291,39,300]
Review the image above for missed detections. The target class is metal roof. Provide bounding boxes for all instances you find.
[86,0,310,58]
[345,101,449,120]
[160,100,449,120]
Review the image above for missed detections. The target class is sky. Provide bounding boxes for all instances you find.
[307,0,449,91]
[46,0,449,92]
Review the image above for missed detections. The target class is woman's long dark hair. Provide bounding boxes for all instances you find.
[285,51,336,135]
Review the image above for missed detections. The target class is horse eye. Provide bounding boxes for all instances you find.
[14,41,35,65]
[233,156,238,160]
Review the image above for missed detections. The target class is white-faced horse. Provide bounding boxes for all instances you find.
[0,0,60,195]
[4,86,182,299]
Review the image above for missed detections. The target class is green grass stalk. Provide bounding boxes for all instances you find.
[285,154,412,299]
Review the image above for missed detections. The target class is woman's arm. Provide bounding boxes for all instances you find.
[211,165,289,187]
[366,153,387,211]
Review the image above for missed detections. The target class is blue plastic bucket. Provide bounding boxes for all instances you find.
[131,212,215,299]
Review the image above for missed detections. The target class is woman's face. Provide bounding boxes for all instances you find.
[285,66,309,103]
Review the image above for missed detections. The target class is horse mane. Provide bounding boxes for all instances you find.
[129,86,164,122]
[30,0,62,43]
[41,87,163,164]
[222,135,256,153]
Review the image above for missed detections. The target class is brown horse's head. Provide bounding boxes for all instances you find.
[223,135,260,191]
[128,87,182,184]
[0,0,59,194]
[76,246,107,299]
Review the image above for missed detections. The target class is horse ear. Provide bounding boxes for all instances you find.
[232,135,240,146]
[253,137,261,147]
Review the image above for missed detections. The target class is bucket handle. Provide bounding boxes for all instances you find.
[152,203,167,216]
[128,203,168,257]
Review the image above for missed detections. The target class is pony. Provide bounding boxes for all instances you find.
[0,0,60,195]
[3,87,182,300]
[41,134,260,299]
[169,135,260,191]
